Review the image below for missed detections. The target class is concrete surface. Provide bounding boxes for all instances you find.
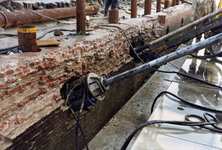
[131,45,222,150]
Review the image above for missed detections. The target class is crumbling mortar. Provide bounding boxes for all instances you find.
[0,17,159,141]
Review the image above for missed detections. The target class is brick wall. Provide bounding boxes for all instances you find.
[0,16,164,149]
[0,4,192,149]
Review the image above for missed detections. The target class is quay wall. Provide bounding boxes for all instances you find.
[0,4,191,150]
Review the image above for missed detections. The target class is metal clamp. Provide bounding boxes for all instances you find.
[86,73,109,101]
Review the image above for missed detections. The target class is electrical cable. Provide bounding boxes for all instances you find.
[151,91,222,114]
[153,68,222,89]
[0,33,17,37]
[0,28,76,54]
[75,78,89,150]
[119,22,146,44]
[121,112,222,150]
[118,21,222,91]
[66,78,89,150]
[189,51,222,59]
[125,24,222,90]
[118,25,222,150]
[97,24,145,64]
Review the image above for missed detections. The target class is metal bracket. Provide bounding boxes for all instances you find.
[86,73,109,101]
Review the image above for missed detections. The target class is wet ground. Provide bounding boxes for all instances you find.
[131,44,222,149]
[86,37,222,149]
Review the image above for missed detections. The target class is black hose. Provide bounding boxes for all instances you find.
[121,112,221,150]
[75,78,89,150]
[66,78,89,150]
[153,68,222,89]
[151,91,222,114]
[67,100,88,150]
[97,24,145,64]
[0,28,76,54]
[189,51,222,59]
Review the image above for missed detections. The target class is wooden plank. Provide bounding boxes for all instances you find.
[37,40,60,47]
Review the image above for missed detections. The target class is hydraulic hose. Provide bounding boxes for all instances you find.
[121,113,222,150]
[151,91,222,113]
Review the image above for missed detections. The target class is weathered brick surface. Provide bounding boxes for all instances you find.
[0,17,163,149]
[0,7,194,148]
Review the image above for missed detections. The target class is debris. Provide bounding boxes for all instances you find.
[68,31,85,36]
[54,29,64,36]
[37,40,60,47]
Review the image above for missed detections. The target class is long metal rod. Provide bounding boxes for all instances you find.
[156,0,161,12]
[172,0,176,6]
[103,32,222,86]
[131,0,137,18]
[136,8,222,53]
[0,6,99,28]
[165,0,170,9]
[139,16,222,60]
[76,0,86,34]
[144,0,152,15]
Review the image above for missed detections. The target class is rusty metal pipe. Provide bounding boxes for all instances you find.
[165,0,170,9]
[0,6,99,28]
[109,9,119,24]
[131,0,137,18]
[172,0,176,6]
[144,0,152,15]
[156,0,161,12]
[176,0,180,5]
[76,0,86,34]
[18,25,38,52]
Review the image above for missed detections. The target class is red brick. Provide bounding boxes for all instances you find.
[31,77,40,83]
[17,72,23,77]
[38,86,48,94]
[14,86,21,92]
[17,118,25,124]
[26,81,32,86]
[29,63,35,68]
[15,67,22,73]
[0,91,7,98]
[68,49,74,53]
[6,70,14,76]
[38,81,47,86]
[0,73,6,78]
[25,73,30,78]
[40,75,49,81]
[0,122,8,131]
[0,84,4,89]
[0,114,3,119]
[23,64,28,70]
[17,100,30,108]
[19,74,26,80]
[7,89,14,95]
[74,47,82,51]
[35,61,41,66]
[19,89,25,93]
[54,51,61,55]
[20,84,27,89]
[49,52,55,56]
